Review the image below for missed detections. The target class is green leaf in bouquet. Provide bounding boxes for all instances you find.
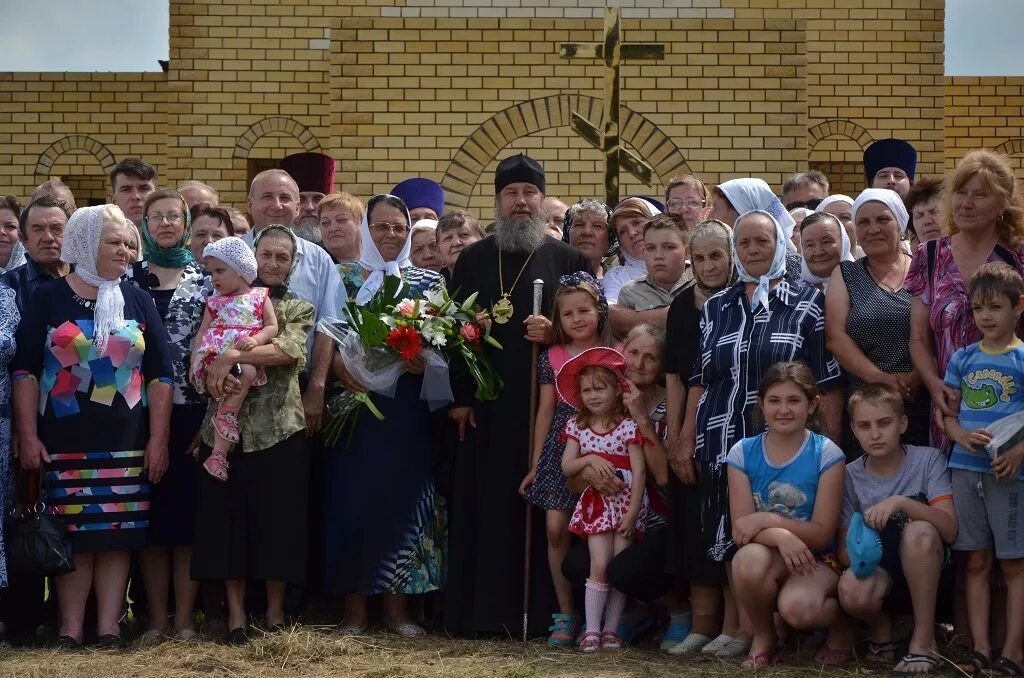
[484,334,503,350]
[460,291,479,313]
[357,307,389,346]
[381,274,407,305]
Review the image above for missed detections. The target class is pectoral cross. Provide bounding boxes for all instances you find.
[559,7,666,206]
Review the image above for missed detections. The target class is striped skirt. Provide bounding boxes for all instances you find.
[44,449,150,554]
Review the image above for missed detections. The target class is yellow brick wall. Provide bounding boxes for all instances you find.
[333,16,807,214]
[945,76,1024,179]
[0,0,1014,216]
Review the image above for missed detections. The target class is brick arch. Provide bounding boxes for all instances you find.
[35,135,117,177]
[995,138,1024,156]
[441,94,690,209]
[233,116,322,159]
[808,119,874,150]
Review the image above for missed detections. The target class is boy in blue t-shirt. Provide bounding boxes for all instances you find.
[943,261,1024,675]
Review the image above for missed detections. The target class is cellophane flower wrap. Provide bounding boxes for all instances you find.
[318,274,503,446]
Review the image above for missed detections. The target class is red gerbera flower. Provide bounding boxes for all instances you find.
[386,325,422,361]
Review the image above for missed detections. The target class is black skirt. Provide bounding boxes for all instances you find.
[148,403,205,547]
[190,432,310,585]
[665,469,727,586]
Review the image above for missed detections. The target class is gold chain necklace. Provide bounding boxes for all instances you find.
[493,248,535,324]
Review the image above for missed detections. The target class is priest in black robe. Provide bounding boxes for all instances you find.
[444,154,590,637]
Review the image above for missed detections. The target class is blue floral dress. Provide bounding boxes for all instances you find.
[322,265,447,595]
[0,285,19,588]
[523,345,577,511]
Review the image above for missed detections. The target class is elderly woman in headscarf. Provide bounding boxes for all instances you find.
[562,198,615,281]
[825,189,928,457]
[190,225,314,645]
[797,211,854,291]
[662,219,737,654]
[816,195,860,258]
[709,178,803,277]
[0,196,27,274]
[677,210,844,660]
[12,204,174,649]
[321,193,446,638]
[602,197,663,303]
[125,188,212,643]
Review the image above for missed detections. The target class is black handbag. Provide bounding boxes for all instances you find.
[4,467,75,577]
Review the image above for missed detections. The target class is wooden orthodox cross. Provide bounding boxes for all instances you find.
[559,7,665,206]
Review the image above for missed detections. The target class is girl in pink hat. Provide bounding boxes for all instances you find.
[559,346,649,653]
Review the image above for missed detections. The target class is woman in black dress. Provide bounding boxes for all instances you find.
[13,204,174,648]
[663,219,736,654]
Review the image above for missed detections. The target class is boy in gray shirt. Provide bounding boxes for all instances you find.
[837,384,957,674]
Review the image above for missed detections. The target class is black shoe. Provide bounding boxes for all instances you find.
[225,626,248,646]
[53,635,81,649]
[95,634,126,650]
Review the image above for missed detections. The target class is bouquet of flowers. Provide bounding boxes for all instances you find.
[318,275,503,446]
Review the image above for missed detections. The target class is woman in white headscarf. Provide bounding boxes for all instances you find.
[826,188,929,457]
[677,209,844,660]
[798,211,854,291]
[321,193,447,638]
[711,178,803,278]
[11,204,174,649]
[815,195,861,258]
[601,197,662,303]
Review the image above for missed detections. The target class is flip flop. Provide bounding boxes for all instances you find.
[867,637,910,664]
[892,652,941,676]
[743,648,782,668]
[990,656,1024,677]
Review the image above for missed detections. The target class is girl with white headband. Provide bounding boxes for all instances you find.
[190,236,279,481]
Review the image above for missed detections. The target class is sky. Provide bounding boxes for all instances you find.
[0,0,1018,75]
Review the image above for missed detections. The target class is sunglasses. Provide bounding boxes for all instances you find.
[785,199,823,211]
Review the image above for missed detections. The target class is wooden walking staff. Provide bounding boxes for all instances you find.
[523,278,545,642]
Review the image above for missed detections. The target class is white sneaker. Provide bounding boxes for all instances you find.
[668,632,713,655]
[714,635,752,658]
[700,633,733,655]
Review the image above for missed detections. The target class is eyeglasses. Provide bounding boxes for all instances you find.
[370,221,409,236]
[785,199,822,211]
[666,199,704,210]
[148,212,185,224]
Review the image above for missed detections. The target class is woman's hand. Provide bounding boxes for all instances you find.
[776,531,816,577]
[18,434,50,470]
[580,465,626,496]
[518,467,537,496]
[206,348,242,400]
[926,377,960,419]
[622,380,645,421]
[332,355,367,394]
[403,354,426,375]
[671,434,697,485]
[144,437,169,484]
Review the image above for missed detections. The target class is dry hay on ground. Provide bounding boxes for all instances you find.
[0,627,899,678]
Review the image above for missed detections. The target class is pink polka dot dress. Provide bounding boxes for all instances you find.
[566,417,649,538]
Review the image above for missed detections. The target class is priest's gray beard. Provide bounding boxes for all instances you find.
[493,213,547,254]
[291,220,322,245]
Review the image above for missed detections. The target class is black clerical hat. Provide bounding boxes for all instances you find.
[863,139,917,184]
[495,153,545,194]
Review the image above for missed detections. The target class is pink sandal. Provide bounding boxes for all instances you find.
[600,631,623,651]
[579,630,601,653]
[203,451,229,482]
[743,648,782,668]
[213,409,240,443]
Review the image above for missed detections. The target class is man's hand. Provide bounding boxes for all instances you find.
[235,337,257,351]
[524,314,553,345]
[449,407,476,442]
